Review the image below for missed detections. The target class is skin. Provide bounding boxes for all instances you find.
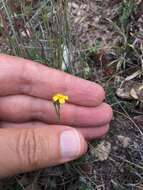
[0,54,113,178]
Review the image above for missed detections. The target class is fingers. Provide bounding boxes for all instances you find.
[0,54,105,106]
[0,95,112,127]
[78,124,110,140]
[0,125,87,178]
[0,122,110,140]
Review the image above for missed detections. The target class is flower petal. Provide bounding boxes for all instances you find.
[64,96,69,100]
[59,98,65,104]
[52,96,58,102]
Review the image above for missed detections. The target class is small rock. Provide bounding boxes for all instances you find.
[91,141,111,161]
[117,135,131,148]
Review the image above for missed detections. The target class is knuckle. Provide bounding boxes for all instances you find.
[18,63,33,94]
[94,83,105,101]
[17,129,40,170]
[30,99,45,121]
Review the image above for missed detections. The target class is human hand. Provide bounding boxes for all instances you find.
[0,54,112,178]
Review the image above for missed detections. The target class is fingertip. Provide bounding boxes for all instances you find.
[102,103,113,123]
[95,84,105,105]
[60,129,87,160]
[78,124,110,140]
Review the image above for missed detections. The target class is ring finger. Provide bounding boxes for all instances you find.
[0,95,112,127]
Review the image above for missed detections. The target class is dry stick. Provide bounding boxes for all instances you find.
[84,144,143,172]
[1,0,19,55]
[72,164,99,188]
[113,109,143,136]
[109,156,143,171]
[112,97,143,136]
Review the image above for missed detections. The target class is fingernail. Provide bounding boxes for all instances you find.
[60,130,81,159]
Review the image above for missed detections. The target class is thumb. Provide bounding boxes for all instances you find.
[0,124,87,178]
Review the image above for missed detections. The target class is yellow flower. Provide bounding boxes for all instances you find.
[52,93,69,104]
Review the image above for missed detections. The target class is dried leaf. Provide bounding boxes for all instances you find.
[125,70,142,81]
[130,85,143,101]
[91,141,111,161]
[130,88,139,99]
[116,88,131,100]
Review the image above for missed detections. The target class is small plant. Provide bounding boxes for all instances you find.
[119,0,137,26]
[52,93,69,120]
[0,0,71,70]
[107,1,142,73]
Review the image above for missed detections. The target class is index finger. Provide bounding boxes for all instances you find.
[0,54,105,106]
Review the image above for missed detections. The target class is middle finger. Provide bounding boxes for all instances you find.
[0,95,112,127]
